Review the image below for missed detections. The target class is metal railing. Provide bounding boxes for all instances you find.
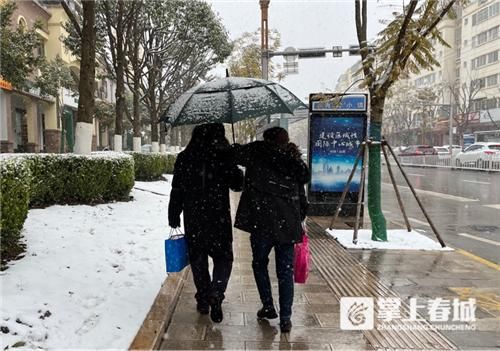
[394,154,500,171]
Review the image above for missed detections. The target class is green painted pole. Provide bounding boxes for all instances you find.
[368,122,387,241]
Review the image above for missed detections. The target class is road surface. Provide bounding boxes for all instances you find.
[380,166,500,264]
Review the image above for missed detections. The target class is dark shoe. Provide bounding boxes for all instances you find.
[196,303,209,315]
[280,319,292,333]
[210,302,223,323]
[257,306,278,320]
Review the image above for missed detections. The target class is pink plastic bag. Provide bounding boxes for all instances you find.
[294,233,310,284]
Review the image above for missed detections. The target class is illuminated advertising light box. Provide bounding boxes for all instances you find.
[310,116,364,192]
[307,93,368,217]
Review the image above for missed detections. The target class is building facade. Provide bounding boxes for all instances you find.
[1,0,107,153]
[0,0,53,153]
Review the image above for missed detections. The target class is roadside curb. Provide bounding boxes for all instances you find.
[129,267,189,350]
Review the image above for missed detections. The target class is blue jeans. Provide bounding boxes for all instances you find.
[250,235,294,320]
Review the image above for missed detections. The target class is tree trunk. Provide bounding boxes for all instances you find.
[132,87,141,151]
[368,96,387,241]
[131,11,142,152]
[114,0,125,151]
[74,0,96,155]
[151,108,159,152]
[159,123,166,152]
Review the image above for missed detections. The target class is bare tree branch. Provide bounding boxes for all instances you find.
[61,0,81,37]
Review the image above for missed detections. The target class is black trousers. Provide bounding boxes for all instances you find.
[188,242,233,304]
[250,235,295,320]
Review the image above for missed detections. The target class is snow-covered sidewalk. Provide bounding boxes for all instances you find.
[1,178,173,349]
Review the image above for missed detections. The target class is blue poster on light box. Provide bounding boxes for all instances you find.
[310,116,364,192]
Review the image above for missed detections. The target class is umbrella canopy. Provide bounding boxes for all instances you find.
[164,77,307,126]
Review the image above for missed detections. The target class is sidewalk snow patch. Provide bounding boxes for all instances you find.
[326,229,453,251]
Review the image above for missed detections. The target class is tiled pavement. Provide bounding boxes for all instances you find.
[312,216,500,350]
[160,229,372,350]
[157,194,499,350]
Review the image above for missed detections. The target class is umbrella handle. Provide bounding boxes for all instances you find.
[231,121,236,144]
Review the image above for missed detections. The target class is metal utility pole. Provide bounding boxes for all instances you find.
[448,90,454,156]
[260,0,270,81]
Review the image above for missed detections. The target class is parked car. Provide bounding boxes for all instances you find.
[434,146,450,160]
[391,146,408,155]
[141,144,152,153]
[455,142,500,167]
[399,145,437,156]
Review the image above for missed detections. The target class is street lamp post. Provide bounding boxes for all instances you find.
[448,90,454,157]
[260,0,270,81]
[260,0,270,123]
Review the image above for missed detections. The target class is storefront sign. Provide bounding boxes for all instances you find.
[0,78,12,91]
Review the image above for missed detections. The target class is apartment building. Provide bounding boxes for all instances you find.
[461,0,500,134]
[1,0,108,153]
[0,0,52,153]
[335,0,500,146]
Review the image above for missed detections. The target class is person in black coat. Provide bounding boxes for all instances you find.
[168,123,243,323]
[233,127,310,333]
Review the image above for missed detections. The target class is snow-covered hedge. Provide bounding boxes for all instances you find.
[0,153,135,262]
[129,152,176,181]
[25,153,135,205]
[0,158,32,261]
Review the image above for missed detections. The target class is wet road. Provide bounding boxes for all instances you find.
[380,166,500,264]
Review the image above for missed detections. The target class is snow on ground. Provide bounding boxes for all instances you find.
[1,177,174,349]
[326,229,454,251]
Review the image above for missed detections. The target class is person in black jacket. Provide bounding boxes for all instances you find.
[234,127,310,333]
[168,123,243,323]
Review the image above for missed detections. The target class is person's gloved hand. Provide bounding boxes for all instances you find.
[169,216,180,228]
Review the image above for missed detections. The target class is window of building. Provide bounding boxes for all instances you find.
[487,74,498,86]
[479,7,490,21]
[473,2,499,25]
[474,77,486,88]
[478,31,488,45]
[472,25,500,47]
[103,81,108,99]
[455,28,462,45]
[464,39,468,46]
[490,2,499,16]
[18,17,27,32]
[36,42,45,57]
[479,0,488,5]
[472,50,498,68]
[464,17,469,25]
[487,50,498,63]
[486,97,499,109]
[464,61,468,68]
[489,25,499,39]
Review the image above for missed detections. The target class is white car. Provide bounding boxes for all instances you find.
[455,142,500,167]
[434,145,461,161]
[434,146,450,161]
[141,144,152,153]
[443,144,462,156]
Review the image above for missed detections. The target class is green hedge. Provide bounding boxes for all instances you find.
[26,153,135,206]
[0,158,32,262]
[0,153,135,264]
[129,152,176,181]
